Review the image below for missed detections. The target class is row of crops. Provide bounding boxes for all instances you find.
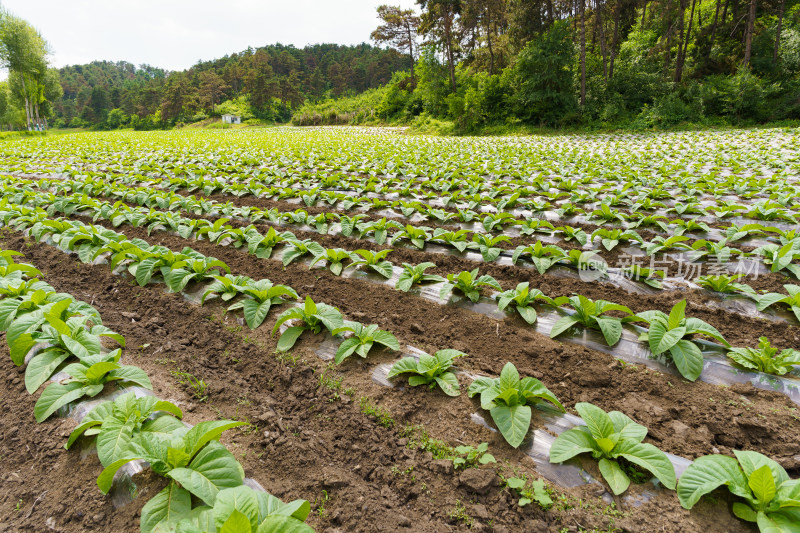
[1,128,799,532]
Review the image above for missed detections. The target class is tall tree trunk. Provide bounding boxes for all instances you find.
[485,16,495,75]
[406,23,416,85]
[679,0,697,78]
[598,0,609,79]
[710,0,722,47]
[743,0,756,66]
[19,76,32,130]
[609,0,622,78]
[443,8,457,92]
[546,0,556,24]
[773,0,785,63]
[641,0,647,26]
[674,0,687,82]
[580,0,587,106]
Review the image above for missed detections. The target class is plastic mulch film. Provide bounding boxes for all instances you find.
[19,219,800,406]
[312,339,692,504]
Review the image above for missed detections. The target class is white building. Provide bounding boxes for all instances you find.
[221,114,241,124]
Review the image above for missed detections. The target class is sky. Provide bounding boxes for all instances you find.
[3,0,419,71]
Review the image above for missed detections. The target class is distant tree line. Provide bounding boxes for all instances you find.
[295,0,800,129]
[52,44,408,129]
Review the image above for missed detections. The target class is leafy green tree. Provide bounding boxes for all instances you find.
[509,20,577,125]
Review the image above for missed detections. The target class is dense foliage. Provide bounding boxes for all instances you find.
[293,0,800,131]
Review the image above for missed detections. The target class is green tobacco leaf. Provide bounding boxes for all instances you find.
[575,402,614,440]
[677,455,751,509]
[34,382,87,422]
[97,418,136,466]
[25,349,70,394]
[613,440,676,490]
[668,340,704,381]
[140,482,192,533]
[549,315,579,339]
[595,317,622,346]
[277,326,305,352]
[387,357,419,378]
[549,427,596,463]
[599,458,630,495]
[242,299,271,330]
[213,486,260,530]
[434,372,461,397]
[256,515,315,533]
[490,404,531,448]
[648,322,685,354]
[749,465,777,506]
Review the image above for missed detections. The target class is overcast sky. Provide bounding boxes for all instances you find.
[3,0,419,71]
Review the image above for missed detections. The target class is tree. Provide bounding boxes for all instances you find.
[371,5,421,84]
[0,15,50,130]
[418,0,461,92]
[511,20,577,125]
[197,71,229,113]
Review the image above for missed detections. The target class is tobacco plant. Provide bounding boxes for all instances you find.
[440,269,502,303]
[496,282,557,325]
[271,296,344,351]
[332,321,399,364]
[310,248,353,276]
[677,450,800,531]
[468,362,564,448]
[347,249,394,278]
[34,349,151,422]
[635,300,728,381]
[550,402,676,495]
[388,349,466,396]
[65,391,184,466]
[756,285,800,322]
[727,337,800,375]
[395,262,445,292]
[226,280,299,329]
[549,295,634,347]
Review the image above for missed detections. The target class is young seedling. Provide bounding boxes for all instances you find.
[432,229,475,253]
[696,274,755,296]
[331,321,400,364]
[246,227,294,259]
[506,476,553,508]
[440,269,502,303]
[756,284,800,322]
[310,248,353,276]
[472,233,510,262]
[164,255,230,293]
[387,349,466,396]
[347,249,394,278]
[201,274,254,303]
[272,296,344,352]
[549,295,634,347]
[34,350,151,422]
[496,282,557,325]
[395,262,446,292]
[549,402,676,495]
[634,300,728,381]
[727,337,800,375]
[511,242,567,273]
[452,442,496,469]
[621,265,665,289]
[226,280,299,329]
[677,450,800,530]
[65,391,183,466]
[468,362,564,448]
[281,238,326,266]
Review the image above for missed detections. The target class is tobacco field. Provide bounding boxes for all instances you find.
[0,127,799,532]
